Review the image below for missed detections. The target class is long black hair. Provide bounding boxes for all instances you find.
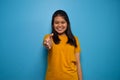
[51,10,77,47]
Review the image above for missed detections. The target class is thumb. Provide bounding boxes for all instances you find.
[49,33,54,39]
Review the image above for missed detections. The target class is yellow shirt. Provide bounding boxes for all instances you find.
[44,34,81,80]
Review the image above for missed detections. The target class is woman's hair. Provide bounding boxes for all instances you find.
[51,10,77,47]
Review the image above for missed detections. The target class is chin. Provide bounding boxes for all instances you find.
[57,31,63,34]
[55,30,66,35]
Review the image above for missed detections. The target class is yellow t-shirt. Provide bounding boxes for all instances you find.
[44,34,81,80]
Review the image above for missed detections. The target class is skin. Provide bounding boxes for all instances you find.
[53,16,67,35]
[75,53,83,80]
[43,15,82,80]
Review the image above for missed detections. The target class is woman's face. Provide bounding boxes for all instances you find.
[53,16,67,35]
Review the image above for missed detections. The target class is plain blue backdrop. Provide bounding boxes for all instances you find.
[0,0,120,80]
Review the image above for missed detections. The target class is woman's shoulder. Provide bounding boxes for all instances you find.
[43,34,50,39]
[74,35,79,40]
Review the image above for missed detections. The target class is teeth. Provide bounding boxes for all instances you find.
[57,28,63,31]
[58,28,62,30]
[56,27,64,30]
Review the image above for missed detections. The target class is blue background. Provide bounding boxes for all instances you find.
[0,0,120,80]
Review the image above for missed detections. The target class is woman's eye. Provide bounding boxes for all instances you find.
[61,22,65,24]
[54,21,66,24]
[54,22,59,24]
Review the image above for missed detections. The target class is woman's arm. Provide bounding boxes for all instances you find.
[75,53,82,80]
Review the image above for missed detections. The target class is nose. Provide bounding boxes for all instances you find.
[58,23,62,27]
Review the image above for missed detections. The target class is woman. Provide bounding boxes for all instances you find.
[43,10,82,80]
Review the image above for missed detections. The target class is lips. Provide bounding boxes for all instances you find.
[56,27,65,31]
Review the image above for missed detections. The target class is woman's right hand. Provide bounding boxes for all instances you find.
[43,33,54,50]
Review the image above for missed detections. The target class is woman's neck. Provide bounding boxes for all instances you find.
[58,33,66,36]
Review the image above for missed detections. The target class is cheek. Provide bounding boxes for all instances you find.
[64,23,67,26]
[64,24,67,28]
[53,24,56,28]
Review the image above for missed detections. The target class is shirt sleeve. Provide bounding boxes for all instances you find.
[74,36,81,53]
[43,34,49,40]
